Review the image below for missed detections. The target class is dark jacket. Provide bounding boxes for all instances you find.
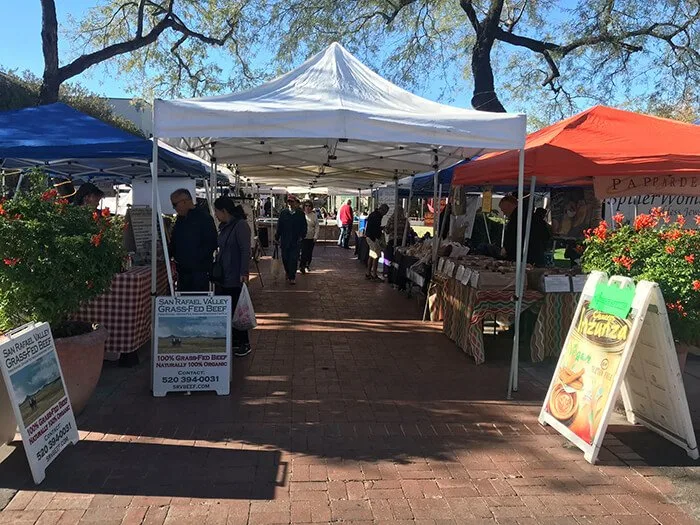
[276,208,307,248]
[217,218,251,287]
[503,207,549,266]
[365,210,383,241]
[170,207,218,272]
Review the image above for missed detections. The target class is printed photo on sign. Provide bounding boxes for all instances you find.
[11,351,65,428]
[546,301,631,445]
[550,188,601,239]
[157,316,227,355]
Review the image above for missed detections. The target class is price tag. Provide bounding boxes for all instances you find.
[544,275,572,293]
[461,267,472,286]
[455,265,466,281]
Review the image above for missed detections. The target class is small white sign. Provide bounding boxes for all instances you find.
[154,296,232,397]
[444,260,455,277]
[0,322,79,484]
[571,275,588,293]
[470,270,480,288]
[544,275,572,293]
[455,265,466,281]
[461,267,472,286]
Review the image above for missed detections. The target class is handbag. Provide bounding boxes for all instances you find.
[233,283,257,331]
[271,244,284,280]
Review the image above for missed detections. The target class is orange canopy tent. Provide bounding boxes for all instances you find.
[452,106,700,199]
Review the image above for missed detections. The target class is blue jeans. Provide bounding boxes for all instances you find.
[282,243,300,280]
[339,225,352,248]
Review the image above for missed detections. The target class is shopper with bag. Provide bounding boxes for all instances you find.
[212,196,253,357]
[365,204,389,281]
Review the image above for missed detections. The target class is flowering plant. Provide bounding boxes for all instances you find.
[0,171,124,335]
[582,208,700,344]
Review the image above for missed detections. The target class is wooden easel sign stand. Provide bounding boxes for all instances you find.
[538,271,698,464]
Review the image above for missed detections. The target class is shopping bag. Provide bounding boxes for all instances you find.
[232,283,257,331]
[271,245,284,281]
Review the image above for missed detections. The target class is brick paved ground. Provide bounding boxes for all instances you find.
[1,244,698,524]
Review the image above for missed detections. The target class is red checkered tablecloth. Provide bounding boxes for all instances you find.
[73,266,170,360]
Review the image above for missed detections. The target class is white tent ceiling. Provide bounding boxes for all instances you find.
[154,42,526,189]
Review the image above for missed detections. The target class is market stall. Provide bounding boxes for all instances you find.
[453,105,700,394]
[0,103,214,360]
[152,41,527,307]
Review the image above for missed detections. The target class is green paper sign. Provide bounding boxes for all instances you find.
[590,282,635,319]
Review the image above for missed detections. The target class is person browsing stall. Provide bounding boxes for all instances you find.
[299,200,320,274]
[338,199,354,249]
[275,195,307,284]
[72,182,105,209]
[365,204,389,281]
[169,188,218,292]
[213,197,252,357]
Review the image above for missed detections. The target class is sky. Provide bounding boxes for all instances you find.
[10,351,62,403]
[0,0,140,97]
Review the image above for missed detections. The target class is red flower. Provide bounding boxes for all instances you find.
[612,255,634,271]
[92,211,99,221]
[634,214,657,230]
[56,198,69,205]
[686,254,695,264]
[90,233,102,247]
[40,189,58,201]
[12,213,22,220]
[3,258,20,267]
[695,214,700,226]
[665,245,676,254]
[612,212,625,224]
[676,214,686,227]
[101,208,111,218]
[0,204,6,216]
[661,230,682,241]
[694,280,700,292]
[591,220,608,240]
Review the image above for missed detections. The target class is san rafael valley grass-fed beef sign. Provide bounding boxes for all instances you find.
[153,295,232,397]
[539,272,698,464]
[0,322,79,484]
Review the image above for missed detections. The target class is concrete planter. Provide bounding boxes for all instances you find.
[675,343,694,374]
[54,324,107,415]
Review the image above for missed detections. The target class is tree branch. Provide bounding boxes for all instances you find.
[459,0,481,32]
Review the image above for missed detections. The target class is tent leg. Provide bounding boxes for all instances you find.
[402,177,414,247]
[150,137,159,393]
[483,212,492,244]
[427,150,439,322]
[393,175,399,247]
[507,149,526,399]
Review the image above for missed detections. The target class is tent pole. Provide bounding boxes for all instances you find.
[430,150,439,271]
[402,176,414,247]
[483,212,492,244]
[507,149,526,399]
[609,201,616,230]
[149,135,159,392]
[393,175,399,248]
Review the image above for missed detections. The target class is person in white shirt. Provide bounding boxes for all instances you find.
[300,200,320,273]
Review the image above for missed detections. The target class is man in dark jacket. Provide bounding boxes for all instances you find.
[169,188,218,291]
[499,195,548,266]
[275,195,307,284]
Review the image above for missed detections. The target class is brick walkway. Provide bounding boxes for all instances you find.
[0,245,698,524]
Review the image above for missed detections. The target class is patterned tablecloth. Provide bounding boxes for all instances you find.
[73,266,169,360]
[441,277,543,364]
[530,292,580,362]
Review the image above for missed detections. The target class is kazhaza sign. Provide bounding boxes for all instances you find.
[594,174,700,199]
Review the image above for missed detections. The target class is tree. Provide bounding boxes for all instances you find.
[38,0,261,104]
[0,70,144,135]
[263,0,700,113]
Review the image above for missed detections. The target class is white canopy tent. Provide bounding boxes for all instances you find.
[151,42,527,395]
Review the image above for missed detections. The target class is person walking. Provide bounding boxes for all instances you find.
[275,195,307,284]
[263,197,272,217]
[365,204,389,281]
[338,199,354,249]
[300,199,320,273]
[213,197,252,357]
[169,188,218,292]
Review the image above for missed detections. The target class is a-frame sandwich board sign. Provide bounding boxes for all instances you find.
[538,271,698,464]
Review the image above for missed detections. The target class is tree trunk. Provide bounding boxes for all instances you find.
[470,31,507,112]
[40,0,60,104]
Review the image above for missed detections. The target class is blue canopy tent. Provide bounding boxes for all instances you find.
[0,103,211,181]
